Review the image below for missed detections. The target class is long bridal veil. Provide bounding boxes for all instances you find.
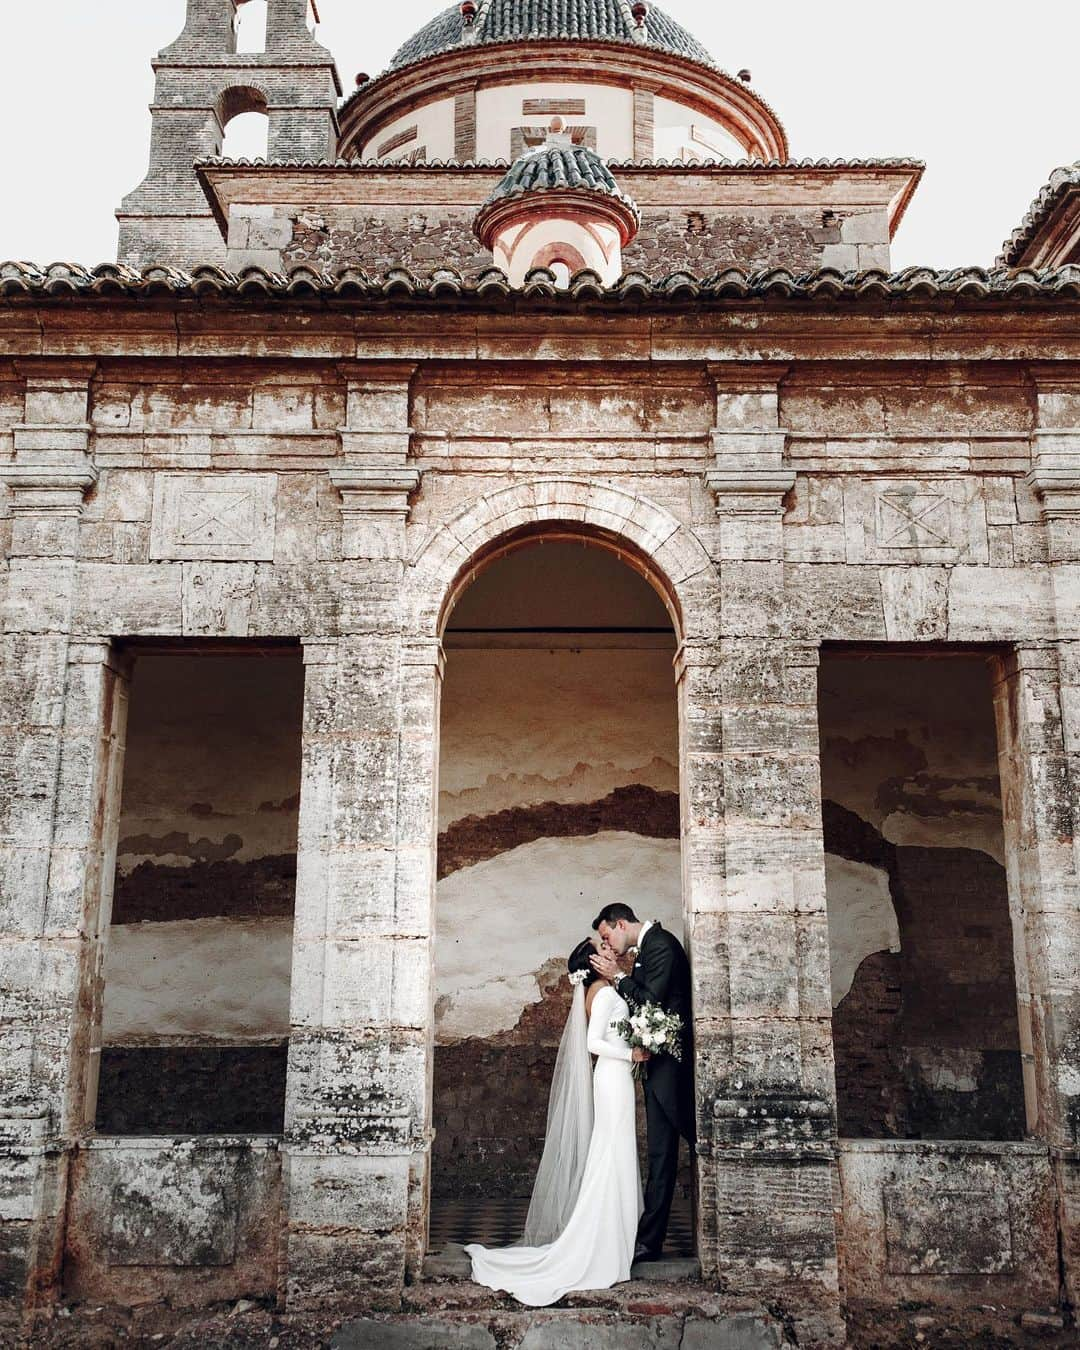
[519,975,594,1246]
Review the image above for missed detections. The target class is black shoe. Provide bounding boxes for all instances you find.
[633,1244,660,1265]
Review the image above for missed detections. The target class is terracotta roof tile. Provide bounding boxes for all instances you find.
[3,261,1079,307]
[998,162,1080,266]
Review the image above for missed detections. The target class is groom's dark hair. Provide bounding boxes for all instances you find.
[592,903,638,929]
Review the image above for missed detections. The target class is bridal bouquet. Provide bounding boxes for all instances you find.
[616,1002,684,1081]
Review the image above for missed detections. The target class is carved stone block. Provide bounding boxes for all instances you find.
[107,1168,239,1267]
[150,473,277,561]
[884,1186,1013,1275]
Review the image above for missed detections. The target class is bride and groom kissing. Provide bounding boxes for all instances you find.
[465,903,695,1307]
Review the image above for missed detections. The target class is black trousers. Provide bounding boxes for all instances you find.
[636,1061,695,1256]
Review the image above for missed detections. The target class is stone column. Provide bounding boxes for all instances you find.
[282,365,430,1310]
[692,365,842,1343]
[0,365,129,1326]
[993,368,1080,1303]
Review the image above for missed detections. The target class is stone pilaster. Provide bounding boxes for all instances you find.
[694,364,841,1342]
[1026,367,1080,565]
[283,370,430,1309]
[992,645,1080,1304]
[1015,370,1080,1302]
[705,363,795,560]
[632,87,655,160]
[1,619,128,1326]
[329,363,420,562]
[0,364,130,1328]
[2,362,97,561]
[454,87,478,162]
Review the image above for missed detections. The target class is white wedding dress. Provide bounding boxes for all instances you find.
[466,984,642,1306]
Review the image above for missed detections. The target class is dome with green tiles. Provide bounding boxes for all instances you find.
[390,0,714,71]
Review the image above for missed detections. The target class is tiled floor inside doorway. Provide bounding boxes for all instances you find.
[428,1192,696,1257]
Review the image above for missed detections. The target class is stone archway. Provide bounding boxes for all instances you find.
[404,478,724,1268]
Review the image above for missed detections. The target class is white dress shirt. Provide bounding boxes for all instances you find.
[615,919,655,989]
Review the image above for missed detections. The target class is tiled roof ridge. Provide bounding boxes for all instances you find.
[998,161,1080,266]
[3,260,1080,305]
[196,154,925,172]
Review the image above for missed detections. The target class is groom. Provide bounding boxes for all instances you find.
[590,903,695,1264]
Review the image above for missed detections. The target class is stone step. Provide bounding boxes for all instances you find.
[332,1310,787,1350]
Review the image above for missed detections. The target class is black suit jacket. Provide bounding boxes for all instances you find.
[617,922,692,1029]
[617,922,694,1135]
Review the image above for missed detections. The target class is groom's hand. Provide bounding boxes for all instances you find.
[590,949,620,981]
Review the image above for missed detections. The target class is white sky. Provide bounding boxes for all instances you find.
[1,1,1077,270]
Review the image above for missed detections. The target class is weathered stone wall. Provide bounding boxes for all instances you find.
[97,649,303,1135]
[282,206,831,275]
[432,542,681,1197]
[2,306,1079,1335]
[820,653,1024,1140]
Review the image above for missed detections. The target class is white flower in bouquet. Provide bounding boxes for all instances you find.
[615,1001,684,1080]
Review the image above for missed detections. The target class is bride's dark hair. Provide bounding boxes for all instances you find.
[567,937,599,987]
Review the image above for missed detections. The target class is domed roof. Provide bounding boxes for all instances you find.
[390,1,714,71]
[483,141,638,216]
[475,137,640,246]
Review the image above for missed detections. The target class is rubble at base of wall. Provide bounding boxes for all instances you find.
[20,1290,1078,1350]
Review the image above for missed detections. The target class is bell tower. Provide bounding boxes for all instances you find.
[116,0,341,268]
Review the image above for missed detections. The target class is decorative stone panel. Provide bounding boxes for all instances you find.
[884,1186,1013,1275]
[842,477,989,564]
[149,473,278,561]
[837,1140,1057,1308]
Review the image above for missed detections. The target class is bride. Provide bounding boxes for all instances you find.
[465,935,648,1306]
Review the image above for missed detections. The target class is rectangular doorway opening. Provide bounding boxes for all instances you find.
[93,641,303,1136]
[819,647,1026,1142]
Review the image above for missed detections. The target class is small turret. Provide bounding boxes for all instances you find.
[474,121,640,288]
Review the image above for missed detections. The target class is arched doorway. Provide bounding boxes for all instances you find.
[428,532,696,1257]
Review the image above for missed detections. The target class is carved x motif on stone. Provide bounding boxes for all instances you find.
[875,490,952,548]
[178,490,254,547]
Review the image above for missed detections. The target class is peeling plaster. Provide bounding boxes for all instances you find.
[825,852,900,1006]
[435,832,682,1043]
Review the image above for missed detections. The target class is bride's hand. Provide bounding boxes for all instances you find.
[631,1048,651,1063]
[590,949,619,981]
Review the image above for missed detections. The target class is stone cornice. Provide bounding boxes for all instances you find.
[0,463,98,516]
[194,159,923,239]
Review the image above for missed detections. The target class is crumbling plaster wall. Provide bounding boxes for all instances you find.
[97,650,303,1135]
[820,652,1025,1141]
